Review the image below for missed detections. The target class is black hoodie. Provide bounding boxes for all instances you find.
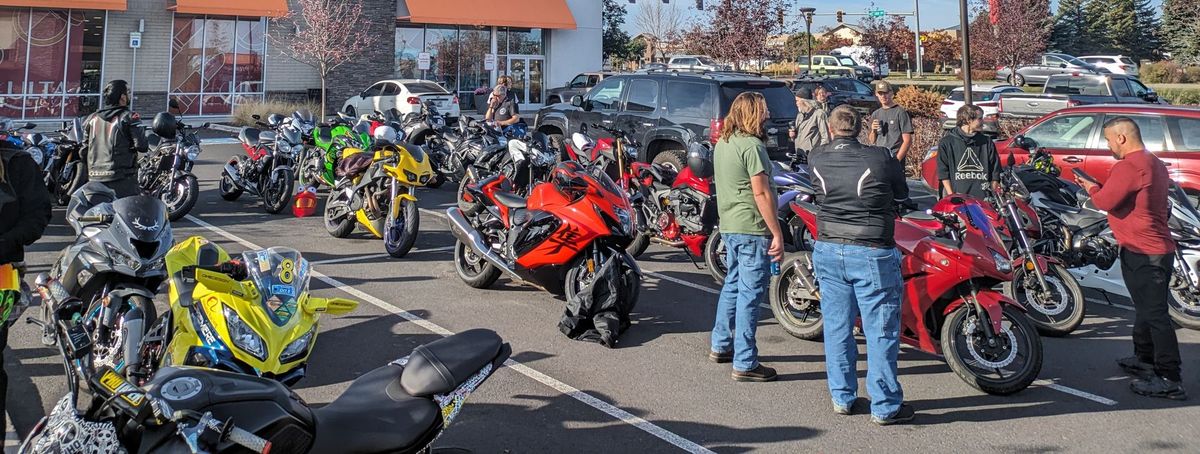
[83,105,147,182]
[0,144,52,264]
[936,127,1001,199]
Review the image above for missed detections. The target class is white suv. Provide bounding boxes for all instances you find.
[1079,55,1139,77]
[666,55,731,72]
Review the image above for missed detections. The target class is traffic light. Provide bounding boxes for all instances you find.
[777,8,785,27]
[836,10,844,23]
[695,0,704,10]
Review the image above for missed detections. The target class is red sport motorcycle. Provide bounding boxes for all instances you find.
[448,161,642,304]
[770,195,1043,395]
[564,126,717,262]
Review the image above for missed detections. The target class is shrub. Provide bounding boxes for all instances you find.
[1185,66,1200,84]
[1158,88,1200,105]
[894,85,945,119]
[231,99,320,126]
[1140,61,1186,84]
[903,117,944,177]
[955,69,998,82]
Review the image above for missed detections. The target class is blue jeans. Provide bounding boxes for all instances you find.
[812,241,904,418]
[712,233,771,372]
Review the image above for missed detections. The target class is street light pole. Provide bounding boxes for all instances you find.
[800,7,816,73]
[958,0,973,104]
[914,0,923,78]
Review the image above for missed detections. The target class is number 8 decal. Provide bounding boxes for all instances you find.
[279,258,295,284]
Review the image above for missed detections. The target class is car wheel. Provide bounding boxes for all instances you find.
[1010,74,1026,87]
[344,105,356,117]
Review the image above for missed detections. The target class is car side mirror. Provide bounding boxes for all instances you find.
[1012,134,1037,151]
[201,122,211,128]
[571,95,584,107]
[1143,92,1159,103]
[22,122,35,130]
[1059,63,1067,68]
[252,114,261,120]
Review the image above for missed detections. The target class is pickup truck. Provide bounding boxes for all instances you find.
[997,73,1164,119]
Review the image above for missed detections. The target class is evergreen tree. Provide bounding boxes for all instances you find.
[1131,0,1163,61]
[1162,0,1200,64]
[1050,0,1088,55]
[1082,0,1112,53]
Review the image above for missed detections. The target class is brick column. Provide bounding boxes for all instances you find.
[326,0,396,116]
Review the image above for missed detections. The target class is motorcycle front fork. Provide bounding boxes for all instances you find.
[1006,202,1053,296]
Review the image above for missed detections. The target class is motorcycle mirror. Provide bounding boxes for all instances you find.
[34,272,50,288]
[304,297,358,316]
[22,122,35,130]
[201,122,211,128]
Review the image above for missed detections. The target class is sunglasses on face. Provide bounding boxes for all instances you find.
[876,91,892,96]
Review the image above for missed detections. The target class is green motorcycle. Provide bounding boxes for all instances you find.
[299,112,372,189]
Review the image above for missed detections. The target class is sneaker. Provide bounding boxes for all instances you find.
[872,404,916,426]
[732,365,777,382]
[1131,376,1188,401]
[833,402,852,416]
[1117,356,1155,378]
[708,350,732,364]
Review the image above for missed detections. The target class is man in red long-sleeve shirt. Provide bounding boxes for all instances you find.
[1076,117,1185,400]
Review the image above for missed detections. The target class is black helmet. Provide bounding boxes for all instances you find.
[152,112,178,139]
[686,142,713,178]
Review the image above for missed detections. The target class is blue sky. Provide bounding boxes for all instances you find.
[621,0,1165,35]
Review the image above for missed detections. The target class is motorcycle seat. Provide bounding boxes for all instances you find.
[1058,208,1108,229]
[401,329,503,396]
[310,364,442,454]
[493,190,527,210]
[238,128,260,147]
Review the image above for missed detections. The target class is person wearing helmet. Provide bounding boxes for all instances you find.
[84,80,148,197]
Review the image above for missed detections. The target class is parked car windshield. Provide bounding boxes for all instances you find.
[1065,56,1090,67]
[404,82,449,95]
[696,56,718,65]
[720,82,799,118]
[1120,57,1136,65]
[1045,77,1110,96]
[948,90,1010,102]
[838,57,858,66]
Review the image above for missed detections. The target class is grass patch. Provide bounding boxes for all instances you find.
[231,99,320,127]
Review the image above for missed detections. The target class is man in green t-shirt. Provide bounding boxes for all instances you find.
[709,92,784,383]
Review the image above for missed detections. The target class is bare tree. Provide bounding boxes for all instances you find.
[274,0,376,116]
[636,0,684,62]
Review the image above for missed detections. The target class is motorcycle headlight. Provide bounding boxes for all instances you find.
[223,305,267,361]
[104,243,142,271]
[279,326,316,364]
[615,207,633,236]
[404,170,418,182]
[989,248,1012,274]
[627,146,638,159]
[26,147,44,166]
[184,145,200,161]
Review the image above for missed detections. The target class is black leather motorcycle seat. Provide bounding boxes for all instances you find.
[238,128,260,147]
[493,191,527,210]
[401,329,502,397]
[311,364,442,454]
[1059,209,1108,229]
[1041,199,1081,215]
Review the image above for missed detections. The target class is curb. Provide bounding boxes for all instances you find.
[208,123,241,134]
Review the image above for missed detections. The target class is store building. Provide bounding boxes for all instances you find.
[0,0,601,121]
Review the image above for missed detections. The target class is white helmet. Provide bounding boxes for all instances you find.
[373,125,398,144]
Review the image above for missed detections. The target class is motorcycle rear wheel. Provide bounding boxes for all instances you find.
[1168,286,1200,330]
[262,168,294,214]
[769,251,824,340]
[323,190,356,238]
[384,199,420,258]
[1004,263,1086,337]
[627,233,650,258]
[454,241,500,288]
[941,304,1043,395]
[57,162,86,206]
[164,175,199,222]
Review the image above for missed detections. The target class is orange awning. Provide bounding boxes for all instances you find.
[0,0,126,9]
[402,0,576,29]
[171,0,287,18]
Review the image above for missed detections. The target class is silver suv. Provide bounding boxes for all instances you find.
[666,55,731,71]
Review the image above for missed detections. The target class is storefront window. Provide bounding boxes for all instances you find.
[170,15,266,116]
[395,25,423,79]
[505,28,542,55]
[0,8,105,119]
[393,25,547,110]
[424,26,457,92]
[458,28,490,110]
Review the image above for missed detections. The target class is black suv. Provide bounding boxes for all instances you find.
[534,71,800,169]
[787,76,880,116]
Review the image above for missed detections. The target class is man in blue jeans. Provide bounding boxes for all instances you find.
[709,92,784,382]
[809,105,914,424]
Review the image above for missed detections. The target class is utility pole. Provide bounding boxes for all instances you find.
[959,0,972,104]
[800,7,816,73]
[914,0,923,78]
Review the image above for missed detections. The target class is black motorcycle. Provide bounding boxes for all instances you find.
[31,182,172,380]
[452,118,514,200]
[399,103,453,188]
[139,113,207,221]
[223,114,299,214]
[20,319,511,454]
[40,119,88,206]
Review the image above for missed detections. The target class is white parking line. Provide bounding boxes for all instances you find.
[202,138,242,145]
[417,208,1120,406]
[183,214,715,454]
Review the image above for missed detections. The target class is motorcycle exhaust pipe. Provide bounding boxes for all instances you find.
[445,207,524,282]
[223,161,246,189]
[650,237,686,247]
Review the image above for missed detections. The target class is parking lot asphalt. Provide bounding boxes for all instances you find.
[6,142,1200,453]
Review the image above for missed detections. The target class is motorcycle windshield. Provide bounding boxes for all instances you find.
[280,127,302,145]
[1169,183,1200,228]
[242,248,310,325]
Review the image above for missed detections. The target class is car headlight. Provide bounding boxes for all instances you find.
[989,248,1012,274]
[279,326,316,364]
[104,243,142,271]
[223,305,267,361]
[184,145,200,161]
[25,147,44,166]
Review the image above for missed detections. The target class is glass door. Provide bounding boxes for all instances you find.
[507,55,545,111]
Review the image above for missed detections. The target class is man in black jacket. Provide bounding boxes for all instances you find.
[0,139,53,432]
[84,80,147,197]
[809,105,914,425]
[936,104,1001,199]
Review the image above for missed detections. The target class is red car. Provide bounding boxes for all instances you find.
[922,105,1200,201]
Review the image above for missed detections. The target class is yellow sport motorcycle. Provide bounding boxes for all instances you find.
[323,127,434,258]
[135,236,357,386]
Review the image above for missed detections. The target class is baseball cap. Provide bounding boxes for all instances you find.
[795,86,813,100]
[872,80,893,94]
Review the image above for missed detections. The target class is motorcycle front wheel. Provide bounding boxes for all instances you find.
[1168,286,1200,330]
[163,174,199,222]
[704,231,728,283]
[941,304,1043,395]
[262,168,294,214]
[1004,262,1086,336]
[564,249,642,309]
[219,170,243,201]
[769,251,824,340]
[323,190,356,238]
[297,147,322,190]
[57,162,86,206]
[454,241,500,288]
[384,198,420,258]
